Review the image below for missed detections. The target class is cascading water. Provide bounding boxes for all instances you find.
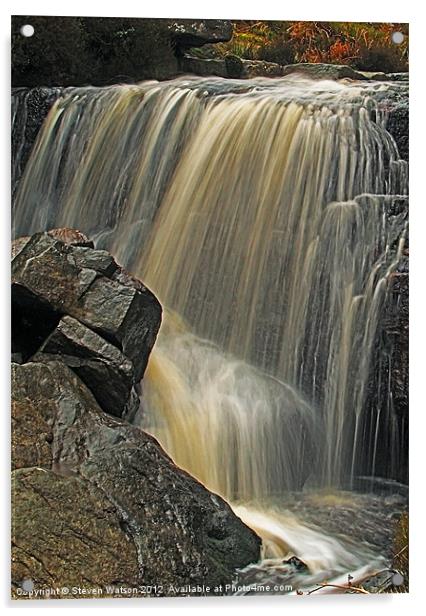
[12,75,408,586]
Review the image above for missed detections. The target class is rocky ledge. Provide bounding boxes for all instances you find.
[182,56,409,83]
[11,229,261,599]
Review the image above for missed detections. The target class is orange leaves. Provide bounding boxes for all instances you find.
[217,21,408,72]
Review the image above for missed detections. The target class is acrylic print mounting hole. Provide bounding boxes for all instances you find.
[392,31,404,44]
[20,24,34,38]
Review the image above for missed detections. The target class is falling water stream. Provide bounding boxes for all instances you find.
[12,74,408,592]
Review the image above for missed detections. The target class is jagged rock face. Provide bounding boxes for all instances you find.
[11,360,261,595]
[12,231,162,381]
[12,87,63,197]
[387,106,409,162]
[35,316,139,419]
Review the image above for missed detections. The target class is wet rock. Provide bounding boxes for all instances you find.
[68,246,118,277]
[12,232,162,379]
[225,54,244,79]
[357,71,389,80]
[182,55,286,79]
[388,73,409,82]
[282,63,367,81]
[11,361,261,593]
[242,59,285,78]
[11,236,31,260]
[283,556,309,572]
[386,105,409,162]
[35,316,139,418]
[11,467,140,597]
[363,257,408,484]
[11,87,63,196]
[361,569,399,592]
[182,55,228,78]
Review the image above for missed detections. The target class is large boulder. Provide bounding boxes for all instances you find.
[11,360,261,596]
[169,20,233,50]
[12,231,161,381]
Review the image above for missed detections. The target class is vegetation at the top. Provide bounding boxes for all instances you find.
[12,16,176,86]
[210,21,409,73]
[390,511,408,593]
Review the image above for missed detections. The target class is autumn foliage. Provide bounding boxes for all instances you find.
[215,21,408,72]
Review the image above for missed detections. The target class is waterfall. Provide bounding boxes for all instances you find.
[13,76,408,506]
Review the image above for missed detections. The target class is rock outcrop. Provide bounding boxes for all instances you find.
[11,230,261,599]
[12,87,63,197]
[12,231,161,382]
[170,20,233,50]
[281,62,368,81]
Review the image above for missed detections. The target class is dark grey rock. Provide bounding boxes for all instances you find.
[70,246,118,277]
[283,556,309,572]
[182,55,285,79]
[12,87,63,197]
[35,315,139,418]
[182,55,228,78]
[386,105,409,162]
[11,360,261,593]
[388,73,409,82]
[170,20,233,49]
[225,54,244,78]
[11,232,162,380]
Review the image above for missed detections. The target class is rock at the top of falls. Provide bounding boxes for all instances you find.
[169,20,233,48]
[281,62,408,84]
[11,229,162,384]
[282,63,369,81]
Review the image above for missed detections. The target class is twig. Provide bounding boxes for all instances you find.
[307,583,369,595]
[393,544,408,560]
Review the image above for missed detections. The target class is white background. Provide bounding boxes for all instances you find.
[1,0,424,613]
